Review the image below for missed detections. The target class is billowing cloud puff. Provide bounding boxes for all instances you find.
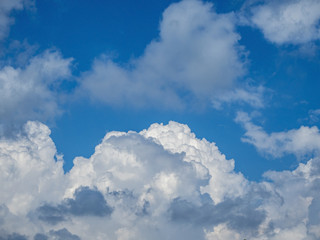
[236,111,320,158]
[245,0,320,45]
[78,0,261,110]
[0,50,73,135]
[1,120,320,239]
[0,121,65,216]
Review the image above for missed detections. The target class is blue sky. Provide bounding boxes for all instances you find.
[6,0,320,179]
[1,0,320,239]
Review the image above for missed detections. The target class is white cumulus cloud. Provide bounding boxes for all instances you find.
[236,111,320,158]
[79,0,259,110]
[0,50,73,135]
[0,120,320,239]
[245,0,320,45]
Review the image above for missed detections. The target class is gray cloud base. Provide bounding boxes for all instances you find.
[35,186,113,225]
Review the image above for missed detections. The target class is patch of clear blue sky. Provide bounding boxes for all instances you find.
[6,0,320,181]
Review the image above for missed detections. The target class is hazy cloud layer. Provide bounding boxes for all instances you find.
[0,121,319,239]
[79,0,261,110]
[0,232,27,240]
[33,228,81,240]
[244,0,320,45]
